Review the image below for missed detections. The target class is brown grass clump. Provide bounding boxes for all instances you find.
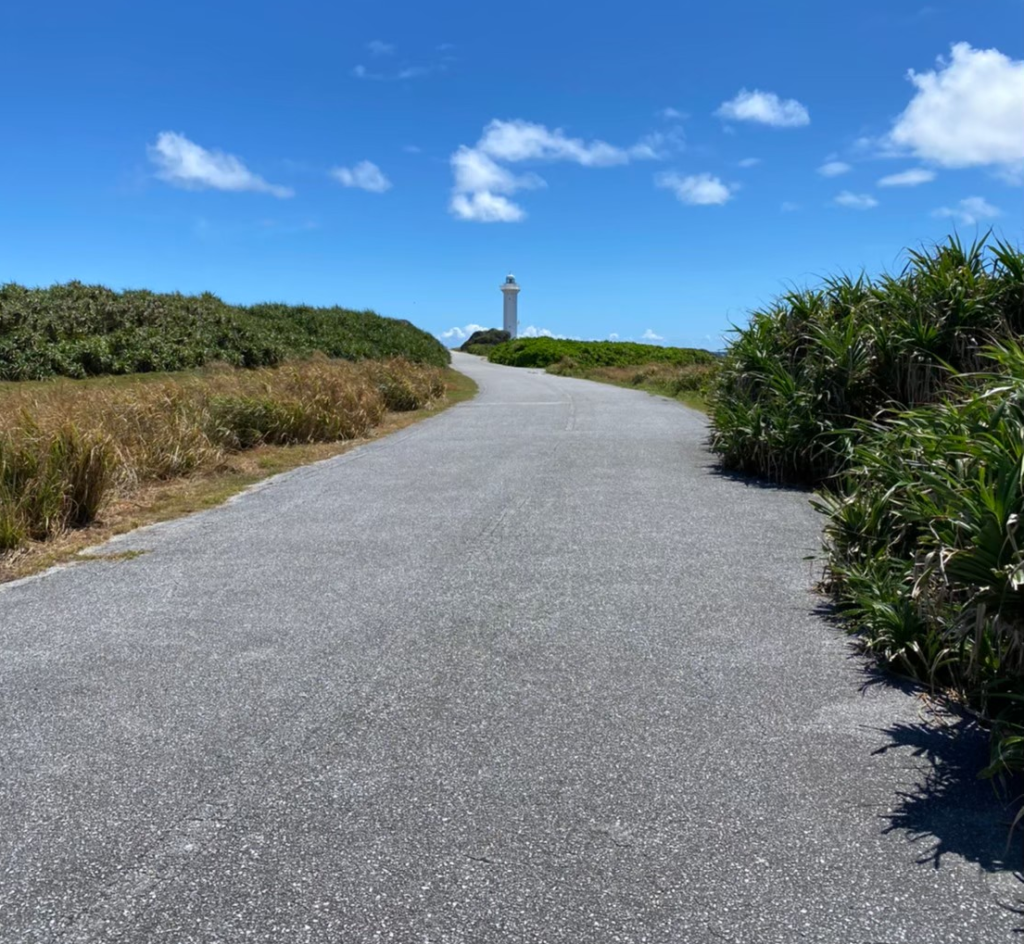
[546,359,719,410]
[0,358,446,552]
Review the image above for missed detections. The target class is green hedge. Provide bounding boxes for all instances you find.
[0,281,449,380]
[487,337,716,369]
[709,236,1024,485]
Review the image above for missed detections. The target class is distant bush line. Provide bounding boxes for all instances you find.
[487,337,716,370]
[0,281,449,380]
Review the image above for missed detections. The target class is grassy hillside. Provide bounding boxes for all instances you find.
[487,337,716,369]
[0,281,449,380]
[708,235,1024,779]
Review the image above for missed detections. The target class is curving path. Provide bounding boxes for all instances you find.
[0,352,1018,943]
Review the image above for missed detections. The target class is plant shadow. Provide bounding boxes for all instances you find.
[874,716,1024,874]
[704,462,814,493]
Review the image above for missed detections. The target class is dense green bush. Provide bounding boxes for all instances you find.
[710,237,1024,485]
[708,235,1024,777]
[459,328,509,352]
[0,281,449,380]
[488,337,716,369]
[817,343,1024,778]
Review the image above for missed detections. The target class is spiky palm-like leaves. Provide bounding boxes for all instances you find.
[711,236,1023,485]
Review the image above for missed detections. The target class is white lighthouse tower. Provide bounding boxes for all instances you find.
[500,273,520,338]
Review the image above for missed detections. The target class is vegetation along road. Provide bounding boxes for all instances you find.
[0,351,1017,942]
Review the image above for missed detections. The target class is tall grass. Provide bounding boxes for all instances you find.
[710,236,1024,485]
[0,281,450,380]
[0,358,446,551]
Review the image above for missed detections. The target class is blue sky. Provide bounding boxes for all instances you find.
[1,1,1022,350]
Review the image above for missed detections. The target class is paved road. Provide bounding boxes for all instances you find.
[1,352,1019,943]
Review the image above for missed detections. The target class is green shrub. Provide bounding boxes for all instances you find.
[817,342,1024,777]
[459,328,510,352]
[488,337,716,370]
[0,281,449,380]
[710,236,1024,485]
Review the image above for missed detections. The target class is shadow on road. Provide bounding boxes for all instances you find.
[704,463,813,493]
[874,717,1024,873]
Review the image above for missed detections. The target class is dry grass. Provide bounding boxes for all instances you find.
[548,360,718,412]
[0,360,474,580]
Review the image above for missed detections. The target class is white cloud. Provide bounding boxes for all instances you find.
[449,118,662,222]
[737,157,761,168]
[367,40,395,56]
[330,160,392,193]
[887,43,1024,177]
[641,329,664,341]
[818,160,852,177]
[521,325,562,338]
[476,119,642,167]
[933,196,1001,226]
[450,146,544,195]
[439,323,487,342]
[660,107,685,120]
[352,61,437,81]
[780,201,800,212]
[397,66,431,79]
[655,171,734,206]
[608,332,620,340]
[148,132,293,198]
[878,167,936,187]
[834,191,879,209]
[715,89,810,128]
[449,191,525,223]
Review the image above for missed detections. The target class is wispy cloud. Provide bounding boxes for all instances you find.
[878,167,936,187]
[715,89,810,128]
[818,160,852,177]
[352,49,443,81]
[933,196,1001,225]
[655,171,735,206]
[148,132,293,198]
[780,201,800,212]
[403,145,422,154]
[330,160,392,193]
[737,157,761,168]
[449,119,663,222]
[834,191,878,209]
[659,107,685,120]
[886,43,1024,179]
[641,329,664,341]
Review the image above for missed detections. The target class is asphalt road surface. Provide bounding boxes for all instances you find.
[1,352,1020,943]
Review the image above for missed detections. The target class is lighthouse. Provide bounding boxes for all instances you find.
[500,273,520,338]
